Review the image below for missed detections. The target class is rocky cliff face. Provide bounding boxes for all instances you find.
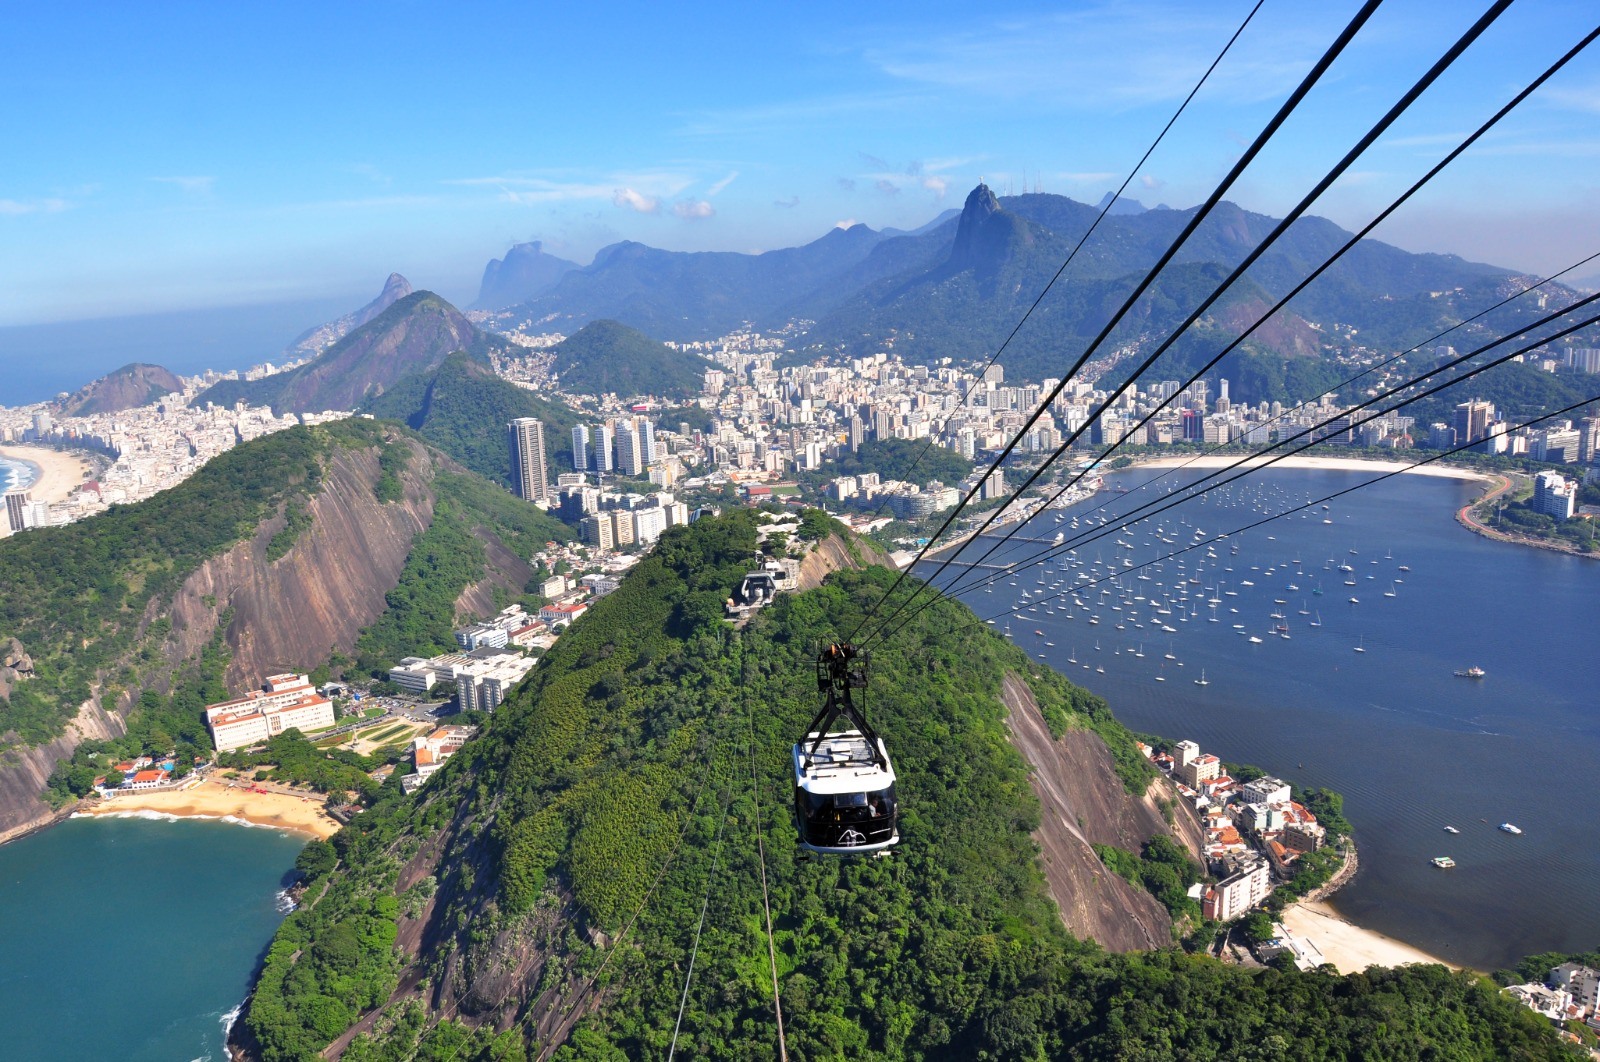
[0,701,125,844]
[1001,672,1204,950]
[0,432,472,841]
[161,439,436,688]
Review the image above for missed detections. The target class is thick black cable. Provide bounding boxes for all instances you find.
[952,389,1600,637]
[845,0,1384,644]
[908,295,1600,621]
[890,305,1600,639]
[933,286,1600,605]
[862,0,1512,649]
[1053,245,1600,534]
[891,0,1267,491]
[917,19,1599,607]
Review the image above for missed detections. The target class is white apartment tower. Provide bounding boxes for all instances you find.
[508,418,551,503]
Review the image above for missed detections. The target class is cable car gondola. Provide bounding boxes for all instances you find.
[792,643,899,856]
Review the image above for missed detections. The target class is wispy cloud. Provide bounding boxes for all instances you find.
[837,177,857,191]
[1057,171,1119,183]
[0,197,69,216]
[835,218,860,229]
[613,187,663,213]
[706,170,740,196]
[863,4,1327,110]
[447,171,695,208]
[874,179,900,196]
[774,195,800,208]
[922,176,949,199]
[1543,82,1600,115]
[1140,174,1166,190]
[150,175,215,194]
[672,198,715,219]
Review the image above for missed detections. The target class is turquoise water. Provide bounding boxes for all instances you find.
[935,467,1600,970]
[0,815,305,1061]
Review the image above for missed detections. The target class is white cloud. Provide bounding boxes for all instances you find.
[613,187,664,213]
[864,4,1329,110]
[707,170,740,196]
[672,198,716,219]
[0,197,68,216]
[874,179,900,196]
[150,175,215,194]
[1140,174,1166,190]
[922,176,950,199]
[835,218,860,229]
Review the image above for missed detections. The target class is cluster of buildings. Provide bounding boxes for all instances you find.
[1142,739,1329,925]
[400,723,479,794]
[0,379,348,533]
[204,673,337,753]
[1506,961,1600,1039]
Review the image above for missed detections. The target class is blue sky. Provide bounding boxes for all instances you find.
[2,0,1598,325]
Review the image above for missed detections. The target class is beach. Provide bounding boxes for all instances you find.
[77,775,340,839]
[1280,900,1460,974]
[1129,454,1493,484]
[0,444,93,504]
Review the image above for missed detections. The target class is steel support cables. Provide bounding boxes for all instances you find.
[861,0,1516,650]
[927,19,1600,598]
[667,766,731,1061]
[960,389,1600,637]
[933,288,1600,604]
[845,0,1385,645]
[740,631,788,1061]
[903,309,1600,641]
[1045,245,1600,538]
[890,0,1267,492]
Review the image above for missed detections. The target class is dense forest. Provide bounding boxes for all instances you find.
[240,512,1570,1061]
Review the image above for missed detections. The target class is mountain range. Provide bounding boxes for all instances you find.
[499,184,1566,392]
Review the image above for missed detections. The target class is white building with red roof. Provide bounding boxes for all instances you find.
[204,673,335,752]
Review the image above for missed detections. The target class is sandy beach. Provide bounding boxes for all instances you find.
[0,444,93,504]
[1279,900,1459,974]
[78,775,340,839]
[1129,454,1493,484]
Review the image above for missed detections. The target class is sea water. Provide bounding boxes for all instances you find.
[933,466,1600,970]
[0,815,305,1061]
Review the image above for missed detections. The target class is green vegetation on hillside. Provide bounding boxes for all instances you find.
[362,352,581,489]
[549,319,706,398]
[0,423,351,746]
[351,472,570,679]
[243,512,1568,1061]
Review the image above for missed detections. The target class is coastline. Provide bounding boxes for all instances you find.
[74,775,339,840]
[0,443,93,504]
[1279,900,1461,974]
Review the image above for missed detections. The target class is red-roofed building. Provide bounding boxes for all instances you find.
[127,769,170,790]
[203,673,335,752]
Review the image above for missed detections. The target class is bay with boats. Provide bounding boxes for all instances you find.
[932,462,1600,971]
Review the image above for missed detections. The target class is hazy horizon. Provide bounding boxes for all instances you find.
[4,1,1597,329]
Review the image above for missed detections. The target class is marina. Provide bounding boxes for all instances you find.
[928,464,1600,970]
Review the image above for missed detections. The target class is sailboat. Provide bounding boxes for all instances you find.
[1309,610,1322,628]
[1383,581,1397,598]
[1194,669,1209,686]
[1354,635,1366,653]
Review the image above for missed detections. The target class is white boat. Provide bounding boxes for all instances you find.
[1500,823,1522,835]
[1194,670,1209,686]
[1444,826,1459,834]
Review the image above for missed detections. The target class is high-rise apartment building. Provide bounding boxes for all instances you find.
[508,418,551,503]
[571,424,590,472]
[1454,400,1493,445]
